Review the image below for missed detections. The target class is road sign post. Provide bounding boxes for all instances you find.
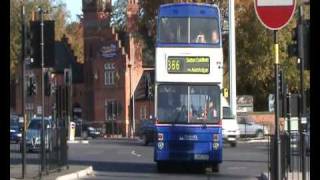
[254,1,296,180]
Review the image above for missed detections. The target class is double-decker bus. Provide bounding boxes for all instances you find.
[154,3,223,172]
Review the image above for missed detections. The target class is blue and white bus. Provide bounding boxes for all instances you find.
[154,3,224,172]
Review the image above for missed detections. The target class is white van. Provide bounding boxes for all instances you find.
[222,97,240,147]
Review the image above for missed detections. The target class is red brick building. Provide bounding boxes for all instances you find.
[11,0,155,138]
[82,0,146,137]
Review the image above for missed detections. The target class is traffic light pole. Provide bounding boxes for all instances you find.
[274,30,281,180]
[39,7,46,176]
[20,1,26,178]
[297,5,306,180]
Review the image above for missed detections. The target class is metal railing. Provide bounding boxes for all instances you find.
[267,131,310,180]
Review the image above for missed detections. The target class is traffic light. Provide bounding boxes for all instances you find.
[145,76,149,98]
[27,76,37,96]
[144,75,153,98]
[278,69,285,98]
[31,78,37,95]
[287,27,298,57]
[29,20,55,68]
[27,77,33,96]
[297,23,304,60]
[25,25,34,59]
[148,85,153,98]
[223,88,229,98]
[287,20,309,70]
[44,71,51,96]
[303,19,310,70]
[64,69,72,85]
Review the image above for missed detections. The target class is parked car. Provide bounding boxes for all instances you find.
[136,120,156,145]
[10,118,22,144]
[221,98,240,147]
[82,125,101,139]
[24,117,53,152]
[237,116,268,138]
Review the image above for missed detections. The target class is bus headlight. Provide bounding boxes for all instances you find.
[158,142,164,150]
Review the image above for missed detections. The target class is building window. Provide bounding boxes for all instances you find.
[140,105,147,120]
[104,63,115,85]
[105,99,119,121]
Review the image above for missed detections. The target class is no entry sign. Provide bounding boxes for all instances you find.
[254,0,296,30]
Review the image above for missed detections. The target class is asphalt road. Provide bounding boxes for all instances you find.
[67,140,270,180]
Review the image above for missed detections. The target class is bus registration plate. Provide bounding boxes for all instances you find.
[194,154,209,160]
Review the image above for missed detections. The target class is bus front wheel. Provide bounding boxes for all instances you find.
[211,164,219,173]
[157,162,167,172]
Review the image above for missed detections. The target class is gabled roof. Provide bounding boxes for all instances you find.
[54,36,83,84]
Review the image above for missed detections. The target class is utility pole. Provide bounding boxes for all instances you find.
[228,0,237,119]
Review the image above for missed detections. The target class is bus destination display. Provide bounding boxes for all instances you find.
[167,56,210,74]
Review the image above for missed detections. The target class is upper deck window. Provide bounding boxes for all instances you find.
[158,17,219,44]
[159,18,188,43]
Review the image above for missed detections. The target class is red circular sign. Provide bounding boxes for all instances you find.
[254,0,296,30]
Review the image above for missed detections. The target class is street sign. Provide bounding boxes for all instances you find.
[268,94,275,112]
[37,106,42,115]
[254,0,296,30]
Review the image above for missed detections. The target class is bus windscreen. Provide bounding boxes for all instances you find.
[157,85,220,124]
[158,17,219,44]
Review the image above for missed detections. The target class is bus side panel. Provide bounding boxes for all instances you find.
[154,125,222,164]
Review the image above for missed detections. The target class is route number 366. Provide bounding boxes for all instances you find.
[167,59,180,71]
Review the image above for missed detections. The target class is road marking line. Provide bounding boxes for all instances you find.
[131,150,142,157]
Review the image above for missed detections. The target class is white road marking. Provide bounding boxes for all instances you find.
[131,150,142,157]
[227,166,247,170]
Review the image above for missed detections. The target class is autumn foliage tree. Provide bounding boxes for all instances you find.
[10,0,83,80]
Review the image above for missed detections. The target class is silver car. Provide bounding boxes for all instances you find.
[24,117,53,152]
[237,116,268,138]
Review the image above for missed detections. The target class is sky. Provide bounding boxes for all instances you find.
[63,0,116,23]
[63,0,82,22]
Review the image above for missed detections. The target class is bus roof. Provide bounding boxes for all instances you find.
[159,3,219,18]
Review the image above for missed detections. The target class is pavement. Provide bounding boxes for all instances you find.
[10,164,93,180]
[67,136,141,144]
[67,136,270,144]
[260,171,311,180]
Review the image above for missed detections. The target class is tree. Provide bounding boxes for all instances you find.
[65,22,84,64]
[10,0,73,79]
[110,0,128,32]
[50,2,70,41]
[10,0,21,79]
[235,1,309,110]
